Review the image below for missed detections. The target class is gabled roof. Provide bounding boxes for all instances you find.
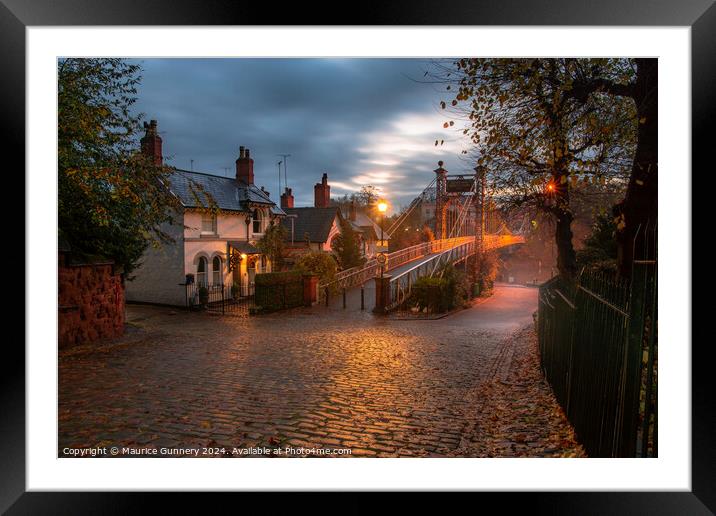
[282,207,341,244]
[342,209,388,241]
[167,169,285,216]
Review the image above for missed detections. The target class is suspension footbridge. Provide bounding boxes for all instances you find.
[319,162,525,313]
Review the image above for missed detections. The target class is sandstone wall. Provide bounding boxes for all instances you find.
[58,256,125,348]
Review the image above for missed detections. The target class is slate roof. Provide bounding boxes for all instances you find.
[167,169,285,216]
[281,207,340,244]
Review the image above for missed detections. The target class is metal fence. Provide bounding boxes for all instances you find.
[185,283,254,316]
[537,227,657,457]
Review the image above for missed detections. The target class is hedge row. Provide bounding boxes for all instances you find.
[254,271,304,312]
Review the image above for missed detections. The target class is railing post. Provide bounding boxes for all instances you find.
[373,274,391,314]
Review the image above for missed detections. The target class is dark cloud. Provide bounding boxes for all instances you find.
[133,58,473,209]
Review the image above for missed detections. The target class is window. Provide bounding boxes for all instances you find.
[197,257,208,286]
[212,256,223,286]
[201,212,217,234]
[252,209,262,234]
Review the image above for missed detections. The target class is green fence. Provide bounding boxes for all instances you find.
[538,228,657,457]
[254,271,304,312]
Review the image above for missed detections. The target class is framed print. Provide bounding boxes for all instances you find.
[4,0,712,512]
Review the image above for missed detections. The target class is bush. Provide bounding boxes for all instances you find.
[475,251,499,295]
[410,264,469,313]
[254,271,303,312]
[294,251,337,286]
[411,277,447,313]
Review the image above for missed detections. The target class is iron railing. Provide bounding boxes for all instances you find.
[537,227,657,457]
[185,282,254,316]
[385,239,475,311]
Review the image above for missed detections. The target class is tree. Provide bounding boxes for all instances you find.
[431,58,636,278]
[58,58,183,275]
[549,58,657,277]
[576,211,618,272]
[331,218,366,270]
[295,251,338,287]
[330,185,380,213]
[256,221,288,271]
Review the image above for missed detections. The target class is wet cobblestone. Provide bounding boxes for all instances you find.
[59,285,542,457]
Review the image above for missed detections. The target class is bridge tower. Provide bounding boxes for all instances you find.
[434,161,448,240]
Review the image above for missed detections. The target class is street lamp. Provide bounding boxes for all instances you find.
[377,200,388,277]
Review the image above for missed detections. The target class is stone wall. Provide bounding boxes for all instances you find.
[58,255,125,348]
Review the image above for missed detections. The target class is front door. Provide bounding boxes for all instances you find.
[247,255,257,295]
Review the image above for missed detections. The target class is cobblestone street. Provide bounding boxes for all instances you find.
[59,284,582,457]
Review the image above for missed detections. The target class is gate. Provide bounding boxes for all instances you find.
[185,283,254,316]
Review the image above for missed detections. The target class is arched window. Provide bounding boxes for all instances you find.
[252,208,262,234]
[212,256,223,286]
[197,257,208,286]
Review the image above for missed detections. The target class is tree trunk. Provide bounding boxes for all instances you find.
[555,208,577,278]
[614,58,658,278]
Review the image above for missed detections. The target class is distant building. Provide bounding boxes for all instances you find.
[125,120,285,306]
[280,173,387,262]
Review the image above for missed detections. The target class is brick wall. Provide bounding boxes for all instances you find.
[58,255,125,348]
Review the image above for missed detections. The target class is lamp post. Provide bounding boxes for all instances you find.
[377,200,388,278]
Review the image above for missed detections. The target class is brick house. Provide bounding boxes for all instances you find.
[125,120,285,307]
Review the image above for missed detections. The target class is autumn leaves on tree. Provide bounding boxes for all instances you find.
[432,58,656,278]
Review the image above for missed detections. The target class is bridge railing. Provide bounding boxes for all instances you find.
[317,234,524,305]
[385,239,475,311]
[318,237,474,298]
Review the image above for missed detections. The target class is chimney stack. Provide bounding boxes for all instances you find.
[236,146,254,185]
[140,119,163,166]
[314,173,330,208]
[349,200,357,221]
[280,187,294,209]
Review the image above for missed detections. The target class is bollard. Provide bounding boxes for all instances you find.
[360,285,365,310]
[342,288,346,309]
[325,287,329,307]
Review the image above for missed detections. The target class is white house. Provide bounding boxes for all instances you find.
[125,120,285,306]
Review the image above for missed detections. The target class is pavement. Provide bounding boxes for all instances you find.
[58,283,582,458]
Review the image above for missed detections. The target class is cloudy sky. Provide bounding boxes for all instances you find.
[132,58,473,211]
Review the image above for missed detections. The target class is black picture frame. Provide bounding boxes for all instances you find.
[4,0,710,512]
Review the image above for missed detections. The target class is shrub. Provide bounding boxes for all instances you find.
[411,277,447,313]
[475,251,499,295]
[295,251,337,286]
[254,271,303,312]
[410,265,469,314]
